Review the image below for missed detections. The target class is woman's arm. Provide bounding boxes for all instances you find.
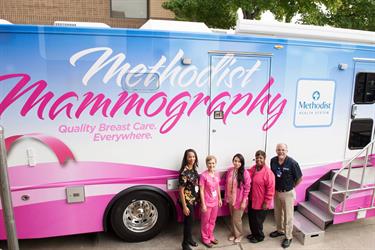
[217,180,222,207]
[200,184,207,212]
[179,186,190,216]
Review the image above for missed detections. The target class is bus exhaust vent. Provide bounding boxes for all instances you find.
[54,21,110,28]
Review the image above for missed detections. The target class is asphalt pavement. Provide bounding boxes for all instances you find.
[0,213,374,250]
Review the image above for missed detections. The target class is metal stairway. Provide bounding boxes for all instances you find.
[293,139,375,245]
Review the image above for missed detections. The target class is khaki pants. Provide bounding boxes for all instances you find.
[274,189,295,239]
[229,204,244,238]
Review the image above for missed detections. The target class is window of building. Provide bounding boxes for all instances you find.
[111,0,148,19]
[354,72,375,104]
[348,119,373,149]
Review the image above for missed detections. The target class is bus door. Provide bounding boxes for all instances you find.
[208,52,272,168]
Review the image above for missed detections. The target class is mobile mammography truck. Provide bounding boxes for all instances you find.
[0,13,374,243]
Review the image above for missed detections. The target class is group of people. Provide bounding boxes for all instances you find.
[178,143,303,250]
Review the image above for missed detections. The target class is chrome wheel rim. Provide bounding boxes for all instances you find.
[123,200,158,233]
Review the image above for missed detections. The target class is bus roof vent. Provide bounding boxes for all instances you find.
[0,19,12,24]
[54,21,110,28]
[140,19,211,33]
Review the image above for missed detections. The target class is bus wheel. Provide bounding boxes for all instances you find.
[110,191,168,242]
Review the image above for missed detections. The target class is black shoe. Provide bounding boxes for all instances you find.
[269,230,285,238]
[282,238,292,248]
[211,239,218,245]
[250,237,264,243]
[188,240,198,247]
[202,242,213,248]
[182,243,192,250]
[246,234,253,240]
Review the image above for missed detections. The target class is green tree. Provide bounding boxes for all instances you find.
[301,0,375,31]
[163,0,374,31]
[162,0,236,29]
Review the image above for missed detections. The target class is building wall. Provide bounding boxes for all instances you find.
[0,0,174,28]
[150,0,174,19]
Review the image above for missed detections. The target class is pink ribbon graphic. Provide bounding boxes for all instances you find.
[5,134,75,165]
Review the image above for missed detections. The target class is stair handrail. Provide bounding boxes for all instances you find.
[329,138,375,215]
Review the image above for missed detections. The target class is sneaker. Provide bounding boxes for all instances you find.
[269,230,285,238]
[228,235,235,241]
[246,234,253,240]
[211,239,218,245]
[282,238,292,248]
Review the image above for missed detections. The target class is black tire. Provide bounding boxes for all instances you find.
[110,190,168,242]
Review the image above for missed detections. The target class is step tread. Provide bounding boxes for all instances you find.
[299,201,333,222]
[309,190,340,208]
[294,211,325,235]
[320,180,346,191]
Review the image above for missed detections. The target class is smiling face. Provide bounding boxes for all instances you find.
[233,156,242,169]
[186,151,196,167]
[206,159,216,172]
[255,154,265,167]
[276,143,288,162]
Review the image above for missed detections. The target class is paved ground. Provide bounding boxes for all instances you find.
[1,213,374,250]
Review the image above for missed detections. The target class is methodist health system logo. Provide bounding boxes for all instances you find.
[298,90,331,110]
[295,80,335,127]
[312,91,320,100]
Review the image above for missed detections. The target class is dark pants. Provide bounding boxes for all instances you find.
[248,206,267,240]
[182,203,195,247]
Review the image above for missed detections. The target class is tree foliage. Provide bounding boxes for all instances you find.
[300,0,375,31]
[162,0,375,31]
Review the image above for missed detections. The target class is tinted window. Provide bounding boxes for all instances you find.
[354,73,375,104]
[111,0,148,19]
[121,73,160,92]
[348,119,373,149]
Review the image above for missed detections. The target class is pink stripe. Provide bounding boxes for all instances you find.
[0,195,112,239]
[5,134,75,164]
[8,162,178,188]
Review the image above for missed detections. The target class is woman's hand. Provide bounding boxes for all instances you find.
[201,204,207,213]
[262,202,268,210]
[240,201,247,210]
[183,205,190,216]
[218,199,222,207]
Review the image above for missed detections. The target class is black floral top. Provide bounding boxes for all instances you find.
[178,166,199,205]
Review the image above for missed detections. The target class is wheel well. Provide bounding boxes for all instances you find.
[103,185,176,232]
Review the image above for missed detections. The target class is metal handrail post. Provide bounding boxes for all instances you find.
[0,126,19,250]
[360,147,369,188]
[329,138,375,215]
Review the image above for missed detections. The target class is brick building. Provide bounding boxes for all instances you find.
[0,0,174,28]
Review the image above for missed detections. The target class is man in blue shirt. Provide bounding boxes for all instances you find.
[269,143,302,248]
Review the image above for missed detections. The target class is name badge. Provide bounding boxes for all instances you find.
[276,168,282,178]
[195,186,199,193]
[212,190,217,197]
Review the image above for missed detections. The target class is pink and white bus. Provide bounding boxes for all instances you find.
[0,17,374,242]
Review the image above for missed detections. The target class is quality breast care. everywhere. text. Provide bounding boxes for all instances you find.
[58,122,156,141]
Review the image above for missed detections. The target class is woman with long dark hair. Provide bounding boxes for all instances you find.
[178,149,199,250]
[225,153,251,243]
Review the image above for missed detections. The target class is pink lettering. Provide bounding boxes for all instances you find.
[49,92,77,119]
[76,92,111,117]
[0,74,287,134]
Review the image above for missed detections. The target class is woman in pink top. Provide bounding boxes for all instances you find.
[247,150,275,243]
[199,155,222,248]
[225,153,251,243]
